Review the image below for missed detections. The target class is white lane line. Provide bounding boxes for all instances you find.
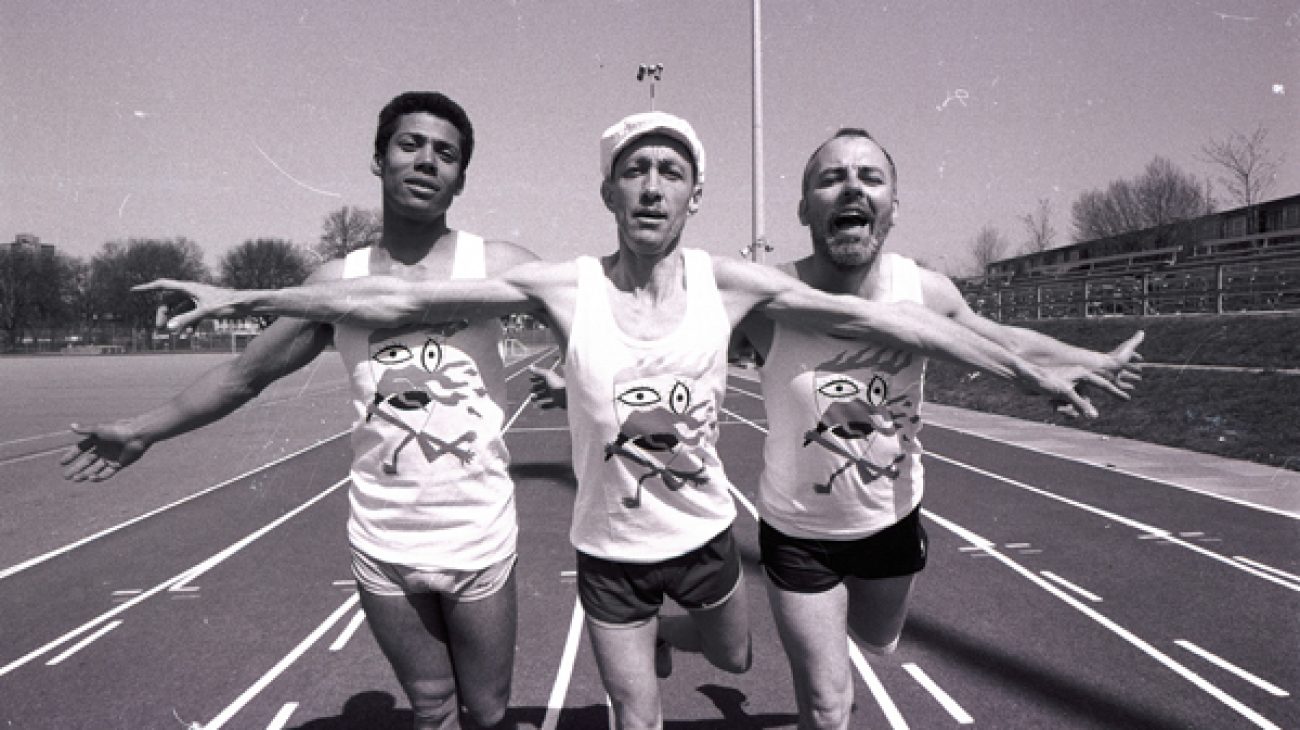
[206,593,361,729]
[926,420,1299,521]
[724,383,763,400]
[45,620,122,666]
[1175,640,1290,697]
[540,598,586,730]
[265,702,299,730]
[902,662,973,724]
[848,641,909,730]
[1233,556,1300,589]
[328,608,368,652]
[0,478,348,678]
[928,453,1300,594]
[0,429,71,448]
[924,509,1284,730]
[501,349,560,432]
[1040,571,1103,603]
[718,408,764,523]
[0,445,70,468]
[0,431,349,582]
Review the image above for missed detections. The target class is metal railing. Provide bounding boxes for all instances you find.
[962,255,1300,320]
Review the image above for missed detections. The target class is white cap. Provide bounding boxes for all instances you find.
[599,111,706,185]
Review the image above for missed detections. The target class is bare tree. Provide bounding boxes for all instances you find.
[968,224,1009,276]
[1199,126,1285,232]
[220,238,312,327]
[221,238,311,290]
[88,238,210,341]
[1070,156,1210,242]
[315,206,382,261]
[1018,198,1057,254]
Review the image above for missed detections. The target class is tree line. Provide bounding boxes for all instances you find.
[0,206,381,351]
[959,125,1286,275]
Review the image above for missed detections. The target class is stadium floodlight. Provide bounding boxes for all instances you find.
[636,62,664,109]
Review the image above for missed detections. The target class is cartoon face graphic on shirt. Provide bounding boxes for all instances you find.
[605,356,721,507]
[802,346,917,493]
[364,321,486,474]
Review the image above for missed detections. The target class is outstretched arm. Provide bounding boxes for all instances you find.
[716,259,1111,417]
[921,270,1143,395]
[61,314,332,482]
[136,272,536,332]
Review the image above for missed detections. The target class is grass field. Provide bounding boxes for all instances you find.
[926,312,1300,471]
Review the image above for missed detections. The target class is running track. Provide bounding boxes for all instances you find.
[1,350,1296,728]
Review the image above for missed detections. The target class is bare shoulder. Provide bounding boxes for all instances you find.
[484,239,542,275]
[712,256,794,294]
[501,258,579,291]
[915,265,964,314]
[305,257,348,284]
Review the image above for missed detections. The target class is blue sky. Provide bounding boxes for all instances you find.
[3,0,1296,275]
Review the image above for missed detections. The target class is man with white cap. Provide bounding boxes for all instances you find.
[135,111,1123,728]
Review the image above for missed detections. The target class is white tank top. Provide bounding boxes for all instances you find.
[564,249,737,562]
[333,231,516,569]
[758,253,927,539]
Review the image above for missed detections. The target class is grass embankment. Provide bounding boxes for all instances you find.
[925,313,1300,471]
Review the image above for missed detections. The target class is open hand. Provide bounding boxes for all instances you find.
[60,421,149,482]
[132,279,247,331]
[527,365,568,410]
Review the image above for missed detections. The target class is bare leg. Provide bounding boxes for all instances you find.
[444,569,519,729]
[656,589,752,674]
[844,573,916,654]
[765,581,853,730]
[586,617,663,730]
[359,588,460,730]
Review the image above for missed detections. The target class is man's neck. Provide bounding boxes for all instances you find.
[799,251,885,298]
[605,239,685,300]
[379,210,452,265]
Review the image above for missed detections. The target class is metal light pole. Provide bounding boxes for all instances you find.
[637,63,664,110]
[745,0,773,263]
[751,0,764,262]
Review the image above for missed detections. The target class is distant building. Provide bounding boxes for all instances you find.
[5,233,57,256]
[977,193,1300,283]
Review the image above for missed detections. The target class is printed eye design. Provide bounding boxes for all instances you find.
[617,386,661,408]
[373,344,412,365]
[420,339,443,372]
[817,377,860,400]
[668,381,691,414]
[866,375,887,406]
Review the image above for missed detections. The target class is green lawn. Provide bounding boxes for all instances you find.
[925,313,1300,471]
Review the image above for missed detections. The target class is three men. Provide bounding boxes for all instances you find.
[132,111,1125,729]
